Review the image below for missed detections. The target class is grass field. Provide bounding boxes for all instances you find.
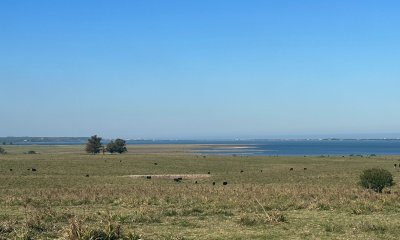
[1,145,400,239]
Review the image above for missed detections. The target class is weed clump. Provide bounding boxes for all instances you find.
[323,222,344,233]
[64,218,141,240]
[239,216,258,226]
[239,212,286,226]
[0,222,13,234]
[0,147,6,154]
[358,221,387,234]
[360,168,394,193]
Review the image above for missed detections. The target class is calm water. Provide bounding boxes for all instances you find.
[192,140,400,156]
[8,139,400,156]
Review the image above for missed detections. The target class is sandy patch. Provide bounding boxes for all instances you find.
[123,174,211,179]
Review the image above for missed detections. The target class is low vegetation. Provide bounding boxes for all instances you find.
[63,218,141,240]
[0,145,400,239]
[360,168,394,193]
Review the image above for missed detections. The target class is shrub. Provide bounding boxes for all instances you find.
[0,147,6,154]
[360,168,394,193]
[27,151,37,154]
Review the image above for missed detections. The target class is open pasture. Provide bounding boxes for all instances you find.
[1,145,400,239]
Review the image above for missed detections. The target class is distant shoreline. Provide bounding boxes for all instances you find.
[1,137,400,146]
[2,140,400,156]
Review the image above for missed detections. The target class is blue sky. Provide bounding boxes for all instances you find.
[1,1,400,139]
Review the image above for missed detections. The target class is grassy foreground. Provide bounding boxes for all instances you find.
[1,145,400,239]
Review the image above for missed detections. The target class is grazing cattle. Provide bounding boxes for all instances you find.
[31,168,37,172]
[304,168,307,170]
[154,163,158,165]
[260,170,263,172]
[27,168,31,171]
[85,174,89,177]
[207,171,211,174]
[177,177,183,181]
[223,181,228,185]
[119,160,122,163]
[9,169,12,171]
[146,176,152,179]
[195,181,198,184]
[174,178,181,182]
[289,168,293,171]
[240,170,244,173]
[212,182,216,185]
[394,164,397,168]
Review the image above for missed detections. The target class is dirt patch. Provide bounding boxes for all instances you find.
[123,174,211,179]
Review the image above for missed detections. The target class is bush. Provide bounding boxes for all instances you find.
[0,147,6,154]
[27,150,37,154]
[360,168,394,193]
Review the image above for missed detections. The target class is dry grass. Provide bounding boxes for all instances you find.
[1,145,400,239]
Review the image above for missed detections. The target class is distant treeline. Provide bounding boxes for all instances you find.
[0,137,88,145]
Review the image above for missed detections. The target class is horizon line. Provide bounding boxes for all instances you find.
[1,136,400,141]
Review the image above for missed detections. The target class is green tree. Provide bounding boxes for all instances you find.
[106,138,127,154]
[85,135,103,154]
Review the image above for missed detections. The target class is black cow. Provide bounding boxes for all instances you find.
[174,178,181,182]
